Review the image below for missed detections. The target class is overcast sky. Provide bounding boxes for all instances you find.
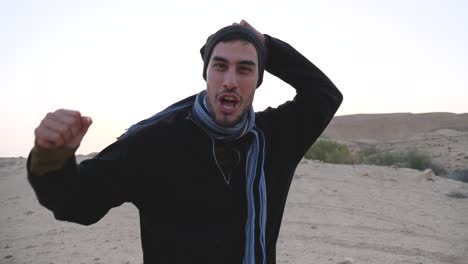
[1,0,467,157]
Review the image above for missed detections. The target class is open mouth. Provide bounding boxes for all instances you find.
[217,94,240,112]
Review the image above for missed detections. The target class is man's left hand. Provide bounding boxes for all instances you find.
[234,20,266,45]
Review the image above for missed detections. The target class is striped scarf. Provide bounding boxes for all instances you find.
[123,91,267,264]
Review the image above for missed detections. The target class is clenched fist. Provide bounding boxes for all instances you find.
[34,109,92,150]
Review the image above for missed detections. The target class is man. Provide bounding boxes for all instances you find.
[28,20,343,263]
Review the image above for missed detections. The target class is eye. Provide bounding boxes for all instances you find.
[213,63,227,71]
[238,66,253,74]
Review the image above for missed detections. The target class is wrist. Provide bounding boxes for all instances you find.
[29,145,76,176]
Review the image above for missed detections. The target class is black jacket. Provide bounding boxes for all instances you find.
[28,36,343,263]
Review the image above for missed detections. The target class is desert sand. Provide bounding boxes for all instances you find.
[1,112,468,264]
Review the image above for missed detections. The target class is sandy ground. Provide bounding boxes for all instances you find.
[1,157,467,264]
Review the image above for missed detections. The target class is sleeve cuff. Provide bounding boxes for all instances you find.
[29,146,77,176]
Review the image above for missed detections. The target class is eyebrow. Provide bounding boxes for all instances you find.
[212,56,229,63]
[212,56,257,67]
[239,60,256,67]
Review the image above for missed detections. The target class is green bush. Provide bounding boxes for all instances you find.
[355,145,377,163]
[305,139,447,176]
[361,149,447,175]
[305,139,353,164]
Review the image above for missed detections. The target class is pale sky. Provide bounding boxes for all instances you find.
[1,0,467,157]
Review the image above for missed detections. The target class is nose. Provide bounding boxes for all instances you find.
[222,69,238,90]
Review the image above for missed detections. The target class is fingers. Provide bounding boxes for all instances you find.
[34,125,63,149]
[80,116,93,136]
[34,109,90,149]
[239,19,249,27]
[81,116,93,127]
[233,20,249,27]
[235,19,265,44]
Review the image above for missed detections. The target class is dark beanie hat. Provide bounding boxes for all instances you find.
[200,25,266,88]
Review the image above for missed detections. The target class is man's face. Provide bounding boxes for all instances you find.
[206,40,259,127]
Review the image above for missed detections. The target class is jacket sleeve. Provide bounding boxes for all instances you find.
[257,35,343,164]
[27,138,137,226]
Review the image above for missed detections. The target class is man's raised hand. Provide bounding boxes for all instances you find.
[34,109,92,150]
[237,20,265,45]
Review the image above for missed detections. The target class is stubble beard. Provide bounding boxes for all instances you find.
[205,92,251,128]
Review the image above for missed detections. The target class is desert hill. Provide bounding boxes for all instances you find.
[323,112,468,142]
[322,112,468,172]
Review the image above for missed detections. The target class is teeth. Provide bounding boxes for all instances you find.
[219,95,238,111]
